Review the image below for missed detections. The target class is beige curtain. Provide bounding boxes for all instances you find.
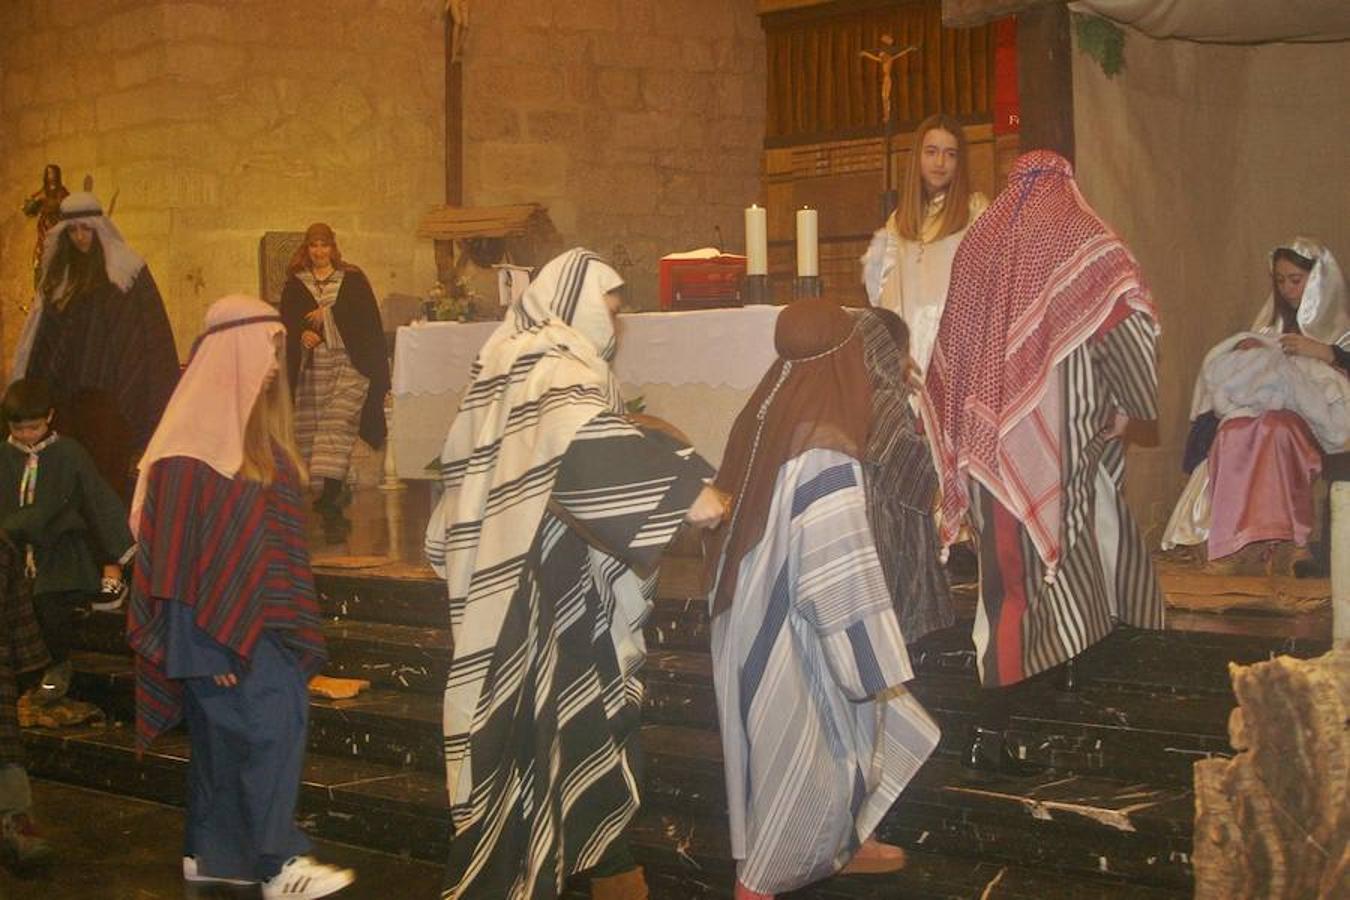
[1071,31,1350,538]
[1074,0,1350,42]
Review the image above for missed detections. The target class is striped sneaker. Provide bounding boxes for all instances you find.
[261,856,355,899]
[182,856,253,885]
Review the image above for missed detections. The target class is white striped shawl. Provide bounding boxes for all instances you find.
[424,250,625,822]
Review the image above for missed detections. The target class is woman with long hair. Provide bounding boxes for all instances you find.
[1163,239,1350,573]
[11,191,179,500]
[127,295,354,899]
[861,113,988,376]
[280,223,390,520]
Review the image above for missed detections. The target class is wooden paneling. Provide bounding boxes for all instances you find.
[764,0,999,145]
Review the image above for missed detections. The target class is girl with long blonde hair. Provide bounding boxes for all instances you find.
[127,295,354,899]
[861,113,988,376]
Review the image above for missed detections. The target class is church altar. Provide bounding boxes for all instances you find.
[389,306,782,478]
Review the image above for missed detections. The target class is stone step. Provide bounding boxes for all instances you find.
[67,650,446,774]
[642,650,1234,785]
[309,564,1331,699]
[21,725,1182,899]
[627,809,1186,899]
[56,652,1197,889]
[68,618,1237,787]
[23,724,450,861]
[641,725,1194,890]
[72,610,453,694]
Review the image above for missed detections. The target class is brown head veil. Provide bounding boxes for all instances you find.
[704,298,873,617]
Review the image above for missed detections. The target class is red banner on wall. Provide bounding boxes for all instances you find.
[993,17,1020,135]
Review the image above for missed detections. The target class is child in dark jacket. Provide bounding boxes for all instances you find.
[0,378,133,704]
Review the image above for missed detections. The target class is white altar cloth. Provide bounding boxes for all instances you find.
[391,306,782,477]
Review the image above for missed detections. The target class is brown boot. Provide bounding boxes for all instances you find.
[591,865,649,900]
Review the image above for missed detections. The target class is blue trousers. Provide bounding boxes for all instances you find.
[182,633,310,881]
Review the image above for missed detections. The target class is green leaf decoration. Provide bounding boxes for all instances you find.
[1073,13,1126,78]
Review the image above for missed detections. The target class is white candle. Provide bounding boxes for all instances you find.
[796,207,819,277]
[745,204,767,275]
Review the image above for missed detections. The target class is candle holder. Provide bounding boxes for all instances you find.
[743,274,772,305]
[793,276,822,301]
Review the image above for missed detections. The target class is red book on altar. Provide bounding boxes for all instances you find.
[658,249,747,311]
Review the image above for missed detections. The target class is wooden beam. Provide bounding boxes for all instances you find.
[444,16,463,206]
[1015,1,1074,162]
[942,0,1063,29]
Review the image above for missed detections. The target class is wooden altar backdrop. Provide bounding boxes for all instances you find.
[756,0,1016,304]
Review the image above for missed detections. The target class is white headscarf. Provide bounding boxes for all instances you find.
[423,248,628,825]
[129,295,284,535]
[1249,237,1349,346]
[11,192,149,382]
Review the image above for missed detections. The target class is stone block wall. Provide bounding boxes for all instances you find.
[0,0,446,365]
[461,0,766,309]
[0,1,767,365]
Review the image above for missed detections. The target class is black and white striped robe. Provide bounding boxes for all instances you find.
[968,312,1164,687]
[438,413,708,898]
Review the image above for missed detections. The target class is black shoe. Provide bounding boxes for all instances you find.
[962,727,1045,776]
[1055,658,1080,693]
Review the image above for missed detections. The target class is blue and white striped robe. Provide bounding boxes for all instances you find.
[710,449,940,895]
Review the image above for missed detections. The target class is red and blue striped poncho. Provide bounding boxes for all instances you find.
[127,452,326,748]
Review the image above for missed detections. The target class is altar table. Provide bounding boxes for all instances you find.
[390,306,782,478]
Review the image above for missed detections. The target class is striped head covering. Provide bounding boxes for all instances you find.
[423,248,626,816]
[10,192,149,383]
[129,295,283,535]
[705,298,872,617]
[922,151,1156,571]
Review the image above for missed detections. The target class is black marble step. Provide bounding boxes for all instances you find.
[71,610,453,694]
[53,652,1198,889]
[68,620,1236,788]
[642,650,1233,785]
[317,568,448,630]
[310,564,1330,699]
[625,809,1186,899]
[66,650,447,774]
[23,725,450,861]
[641,725,1194,890]
[21,722,1181,899]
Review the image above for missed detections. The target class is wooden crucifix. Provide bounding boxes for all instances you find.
[860,34,919,219]
[942,0,1074,162]
[444,0,467,205]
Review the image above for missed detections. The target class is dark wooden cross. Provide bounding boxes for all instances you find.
[943,0,1074,162]
[444,1,466,205]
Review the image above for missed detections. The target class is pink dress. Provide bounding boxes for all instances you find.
[1207,410,1322,559]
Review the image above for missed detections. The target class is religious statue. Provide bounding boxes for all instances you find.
[20,164,69,283]
[860,34,919,127]
[860,35,920,214]
[446,0,468,63]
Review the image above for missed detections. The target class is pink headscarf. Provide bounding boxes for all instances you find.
[922,151,1156,570]
[129,294,284,535]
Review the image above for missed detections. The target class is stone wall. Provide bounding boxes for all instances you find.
[460,0,766,309]
[0,0,447,365]
[0,1,767,366]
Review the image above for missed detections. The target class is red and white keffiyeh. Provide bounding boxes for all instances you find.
[922,151,1156,570]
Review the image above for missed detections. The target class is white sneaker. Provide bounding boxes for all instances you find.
[262,856,355,899]
[182,855,254,885]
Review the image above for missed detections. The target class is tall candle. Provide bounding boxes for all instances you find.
[745,204,767,275]
[796,207,819,277]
